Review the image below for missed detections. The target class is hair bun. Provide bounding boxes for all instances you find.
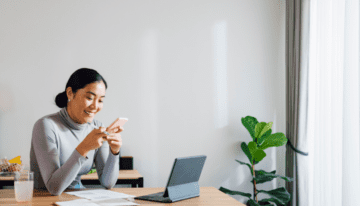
[55,91,68,108]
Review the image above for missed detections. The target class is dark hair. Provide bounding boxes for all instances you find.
[55,68,107,108]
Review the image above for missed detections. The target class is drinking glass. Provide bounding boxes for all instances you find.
[14,171,34,202]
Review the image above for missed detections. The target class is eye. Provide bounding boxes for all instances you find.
[87,97,93,100]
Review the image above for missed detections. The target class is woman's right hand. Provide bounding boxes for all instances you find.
[76,127,109,157]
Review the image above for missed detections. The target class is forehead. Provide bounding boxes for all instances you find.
[81,81,106,97]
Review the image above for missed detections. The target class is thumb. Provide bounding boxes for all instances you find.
[98,127,109,139]
[98,127,106,133]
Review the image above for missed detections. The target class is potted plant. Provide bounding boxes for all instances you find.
[220,116,293,206]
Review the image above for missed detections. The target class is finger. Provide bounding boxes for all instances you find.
[114,127,123,134]
[94,127,107,134]
[107,134,121,141]
[107,138,121,143]
[94,127,109,139]
[108,137,122,144]
[99,127,106,133]
[108,126,124,134]
[109,140,122,147]
[96,132,109,140]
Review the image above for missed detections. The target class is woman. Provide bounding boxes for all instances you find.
[30,68,122,195]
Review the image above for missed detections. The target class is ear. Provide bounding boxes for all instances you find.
[66,87,74,101]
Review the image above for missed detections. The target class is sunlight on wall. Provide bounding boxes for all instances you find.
[213,21,228,129]
[140,29,159,134]
[139,29,160,186]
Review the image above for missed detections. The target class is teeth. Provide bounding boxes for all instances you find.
[85,111,94,115]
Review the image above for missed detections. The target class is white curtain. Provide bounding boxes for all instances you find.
[308,0,360,205]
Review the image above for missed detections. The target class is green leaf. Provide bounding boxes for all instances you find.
[219,187,252,198]
[258,200,275,206]
[236,160,253,174]
[257,187,291,205]
[254,170,293,184]
[255,122,272,139]
[251,170,293,185]
[261,122,273,137]
[87,169,96,174]
[254,170,276,184]
[248,141,266,163]
[247,199,274,206]
[248,141,257,155]
[241,116,259,141]
[258,198,285,206]
[257,129,272,146]
[255,122,266,139]
[253,150,266,162]
[247,199,261,206]
[241,142,253,163]
[258,133,288,150]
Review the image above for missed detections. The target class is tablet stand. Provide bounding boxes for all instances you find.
[163,181,200,202]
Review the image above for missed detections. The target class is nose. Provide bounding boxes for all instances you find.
[89,100,98,110]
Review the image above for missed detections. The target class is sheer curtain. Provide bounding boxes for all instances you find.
[308,0,360,205]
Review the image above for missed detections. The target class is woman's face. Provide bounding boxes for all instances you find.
[66,81,106,124]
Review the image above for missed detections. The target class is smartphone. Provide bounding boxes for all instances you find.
[107,117,128,131]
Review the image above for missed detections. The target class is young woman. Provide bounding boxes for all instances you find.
[30,68,123,195]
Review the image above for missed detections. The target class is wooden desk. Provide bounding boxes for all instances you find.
[82,170,143,188]
[0,170,143,189]
[0,187,245,205]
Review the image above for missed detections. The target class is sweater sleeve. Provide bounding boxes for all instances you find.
[94,141,120,189]
[32,118,87,195]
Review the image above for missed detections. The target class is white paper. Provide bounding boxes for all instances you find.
[55,198,139,206]
[65,189,135,201]
[92,198,139,206]
[55,199,99,206]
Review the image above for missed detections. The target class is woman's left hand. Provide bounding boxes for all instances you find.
[106,126,123,155]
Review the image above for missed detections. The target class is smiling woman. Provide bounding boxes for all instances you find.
[56,68,107,124]
[30,68,123,196]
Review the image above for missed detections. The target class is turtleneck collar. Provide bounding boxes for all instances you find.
[59,107,89,130]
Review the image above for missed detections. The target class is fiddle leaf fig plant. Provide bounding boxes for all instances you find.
[220,116,293,206]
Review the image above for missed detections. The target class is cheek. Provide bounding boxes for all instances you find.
[88,102,94,108]
[98,104,104,111]
[73,100,86,109]
[83,99,92,107]
[76,100,91,113]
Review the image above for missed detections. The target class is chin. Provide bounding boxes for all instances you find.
[81,116,95,124]
[85,118,95,123]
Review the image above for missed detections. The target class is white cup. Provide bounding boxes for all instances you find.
[14,171,34,202]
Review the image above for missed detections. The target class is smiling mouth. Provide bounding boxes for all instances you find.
[84,111,96,116]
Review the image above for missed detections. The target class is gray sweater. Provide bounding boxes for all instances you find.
[30,108,120,195]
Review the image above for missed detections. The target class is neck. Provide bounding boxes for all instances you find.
[66,105,83,124]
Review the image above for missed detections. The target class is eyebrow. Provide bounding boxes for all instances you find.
[86,91,105,98]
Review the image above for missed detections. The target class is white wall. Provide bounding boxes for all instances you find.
[0,0,285,203]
